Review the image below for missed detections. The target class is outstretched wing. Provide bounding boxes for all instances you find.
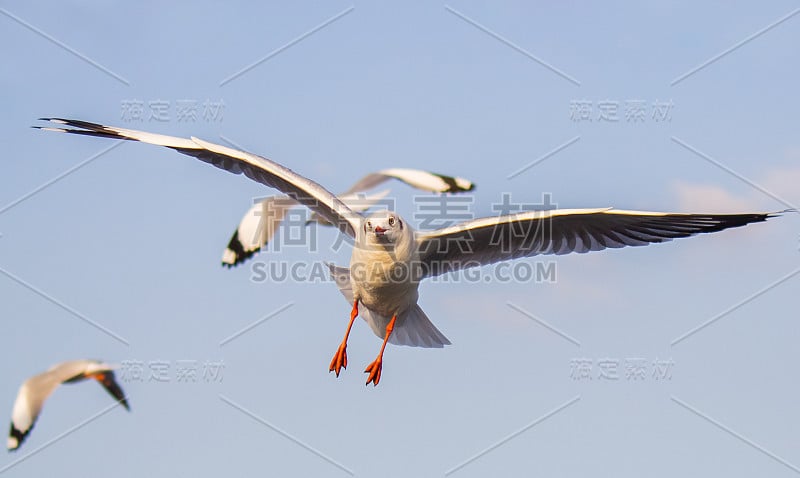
[36,118,361,238]
[340,168,474,195]
[416,208,782,278]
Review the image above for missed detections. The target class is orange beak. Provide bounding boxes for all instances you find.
[374,226,386,236]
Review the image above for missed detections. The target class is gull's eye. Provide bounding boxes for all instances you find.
[367,221,372,229]
[388,217,395,227]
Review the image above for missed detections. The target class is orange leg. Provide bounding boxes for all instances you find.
[329,299,359,377]
[364,314,397,386]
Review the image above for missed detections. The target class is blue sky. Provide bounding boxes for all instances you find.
[1,2,799,477]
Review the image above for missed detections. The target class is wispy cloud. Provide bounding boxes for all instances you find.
[671,165,800,212]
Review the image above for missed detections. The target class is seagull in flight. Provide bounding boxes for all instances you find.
[8,359,129,450]
[36,118,787,386]
[222,168,474,267]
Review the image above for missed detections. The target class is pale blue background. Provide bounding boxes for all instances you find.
[1,2,799,477]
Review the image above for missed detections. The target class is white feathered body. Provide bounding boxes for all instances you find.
[349,222,421,318]
[330,218,450,348]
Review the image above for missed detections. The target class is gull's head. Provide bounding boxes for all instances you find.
[363,210,405,245]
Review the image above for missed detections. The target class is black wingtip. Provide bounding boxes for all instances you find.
[432,172,475,193]
[764,208,796,219]
[96,371,131,413]
[37,117,71,125]
[8,422,28,451]
[221,247,260,268]
[221,229,262,268]
[34,118,133,141]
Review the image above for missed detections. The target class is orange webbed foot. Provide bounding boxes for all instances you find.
[364,358,383,386]
[329,344,348,377]
[330,299,359,378]
[363,314,396,386]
